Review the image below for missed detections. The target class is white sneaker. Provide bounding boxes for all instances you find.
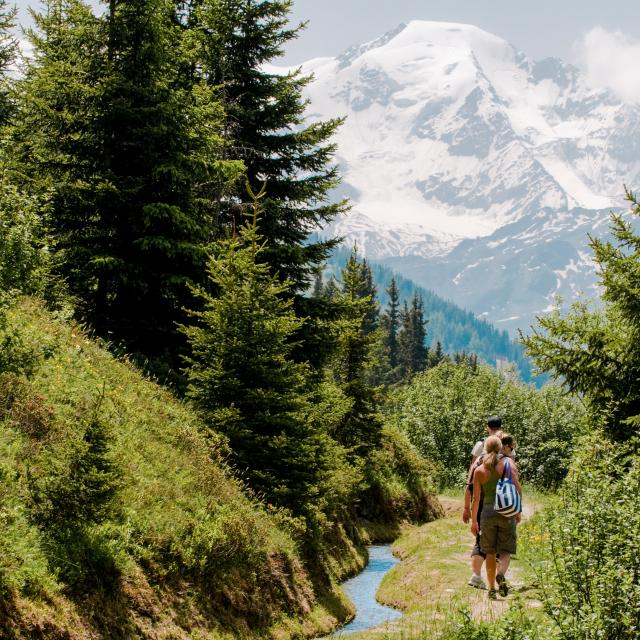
[468,574,487,590]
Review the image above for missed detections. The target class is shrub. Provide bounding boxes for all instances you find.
[521,436,640,640]
[24,393,124,588]
[359,424,442,524]
[0,184,48,298]
[434,600,550,640]
[392,361,585,489]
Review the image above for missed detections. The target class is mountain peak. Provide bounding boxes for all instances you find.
[337,20,517,71]
[288,20,637,333]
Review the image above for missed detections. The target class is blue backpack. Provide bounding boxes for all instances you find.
[494,460,522,517]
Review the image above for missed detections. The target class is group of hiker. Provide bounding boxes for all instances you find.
[463,416,522,600]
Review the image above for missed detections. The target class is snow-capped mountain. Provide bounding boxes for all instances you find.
[277,20,640,333]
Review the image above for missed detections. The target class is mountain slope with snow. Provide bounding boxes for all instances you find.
[279,21,640,332]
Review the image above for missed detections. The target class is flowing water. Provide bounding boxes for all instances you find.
[332,544,402,635]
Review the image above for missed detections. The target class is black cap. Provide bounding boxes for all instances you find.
[487,415,502,429]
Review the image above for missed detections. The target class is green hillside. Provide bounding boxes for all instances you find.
[0,299,358,639]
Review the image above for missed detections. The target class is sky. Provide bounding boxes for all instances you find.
[279,0,640,101]
[12,0,640,101]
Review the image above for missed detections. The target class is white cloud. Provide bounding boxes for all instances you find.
[574,27,640,103]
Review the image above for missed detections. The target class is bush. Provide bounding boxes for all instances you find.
[434,600,549,640]
[359,424,442,524]
[22,393,125,588]
[0,184,48,298]
[391,361,585,489]
[521,436,640,640]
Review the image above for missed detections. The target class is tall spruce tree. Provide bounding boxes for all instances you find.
[329,250,383,454]
[182,187,331,514]
[0,0,16,125]
[192,0,348,290]
[522,189,640,441]
[16,0,241,376]
[428,340,445,368]
[380,277,400,381]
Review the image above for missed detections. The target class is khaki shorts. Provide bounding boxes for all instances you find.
[480,508,516,555]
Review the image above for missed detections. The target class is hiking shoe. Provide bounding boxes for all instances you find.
[468,574,487,590]
[488,588,498,600]
[496,573,509,597]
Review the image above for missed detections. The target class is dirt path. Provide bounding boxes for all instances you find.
[345,494,543,638]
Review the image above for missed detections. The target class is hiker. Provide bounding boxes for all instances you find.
[470,435,522,600]
[463,415,503,589]
[500,433,516,460]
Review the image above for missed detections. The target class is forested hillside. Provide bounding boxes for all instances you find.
[0,0,443,635]
[324,245,535,382]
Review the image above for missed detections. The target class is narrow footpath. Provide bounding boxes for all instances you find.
[334,495,542,639]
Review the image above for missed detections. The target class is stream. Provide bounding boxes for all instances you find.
[332,544,402,636]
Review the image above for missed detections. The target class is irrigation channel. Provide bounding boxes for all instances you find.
[331,544,402,636]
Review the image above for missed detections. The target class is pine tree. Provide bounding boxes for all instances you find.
[182,187,331,513]
[322,277,340,300]
[522,189,640,441]
[380,277,400,382]
[312,265,324,299]
[330,251,383,454]
[397,293,428,379]
[0,0,16,125]
[191,0,348,291]
[16,0,241,377]
[428,340,445,368]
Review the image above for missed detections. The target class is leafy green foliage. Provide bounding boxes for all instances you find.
[0,185,48,298]
[358,424,441,524]
[392,360,585,488]
[522,190,640,440]
[435,602,549,640]
[0,182,52,376]
[522,437,640,640]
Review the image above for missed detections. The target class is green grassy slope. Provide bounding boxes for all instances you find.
[0,299,353,639]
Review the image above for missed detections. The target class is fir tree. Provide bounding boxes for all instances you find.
[192,0,348,290]
[330,250,383,454]
[397,293,428,379]
[522,188,640,441]
[0,0,16,125]
[428,340,445,368]
[16,0,241,377]
[182,186,331,513]
[312,265,324,299]
[380,277,401,381]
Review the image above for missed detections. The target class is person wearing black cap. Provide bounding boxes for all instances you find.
[463,415,502,590]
